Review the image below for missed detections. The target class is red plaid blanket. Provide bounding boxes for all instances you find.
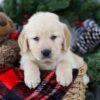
[0,66,78,100]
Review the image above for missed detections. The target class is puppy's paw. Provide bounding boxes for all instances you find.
[56,66,72,86]
[24,70,40,89]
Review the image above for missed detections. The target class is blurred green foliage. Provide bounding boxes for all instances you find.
[1,0,100,24]
[84,48,100,85]
[3,0,70,23]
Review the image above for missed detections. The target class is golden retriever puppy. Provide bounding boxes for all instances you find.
[18,12,89,88]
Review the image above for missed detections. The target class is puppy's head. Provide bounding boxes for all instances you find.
[18,12,71,63]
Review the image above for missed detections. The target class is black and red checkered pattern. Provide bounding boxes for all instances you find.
[0,66,78,100]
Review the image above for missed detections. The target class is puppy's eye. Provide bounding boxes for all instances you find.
[51,35,57,40]
[33,37,39,41]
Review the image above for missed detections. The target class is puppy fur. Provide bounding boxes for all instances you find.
[18,12,89,88]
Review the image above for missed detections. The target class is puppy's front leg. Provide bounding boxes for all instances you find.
[21,60,40,89]
[56,61,72,86]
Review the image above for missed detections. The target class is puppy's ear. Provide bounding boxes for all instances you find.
[62,24,71,52]
[18,30,28,53]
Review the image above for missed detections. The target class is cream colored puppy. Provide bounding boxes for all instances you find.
[18,12,89,89]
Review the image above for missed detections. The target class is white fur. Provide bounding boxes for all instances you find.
[18,12,89,89]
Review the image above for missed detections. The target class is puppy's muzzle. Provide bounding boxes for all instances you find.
[41,49,51,59]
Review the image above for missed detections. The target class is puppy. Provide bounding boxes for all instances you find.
[18,12,89,88]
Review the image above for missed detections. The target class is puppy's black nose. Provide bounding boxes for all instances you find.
[41,49,51,58]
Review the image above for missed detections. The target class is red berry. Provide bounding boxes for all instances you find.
[9,32,19,40]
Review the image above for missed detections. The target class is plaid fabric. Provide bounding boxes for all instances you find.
[0,66,78,100]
